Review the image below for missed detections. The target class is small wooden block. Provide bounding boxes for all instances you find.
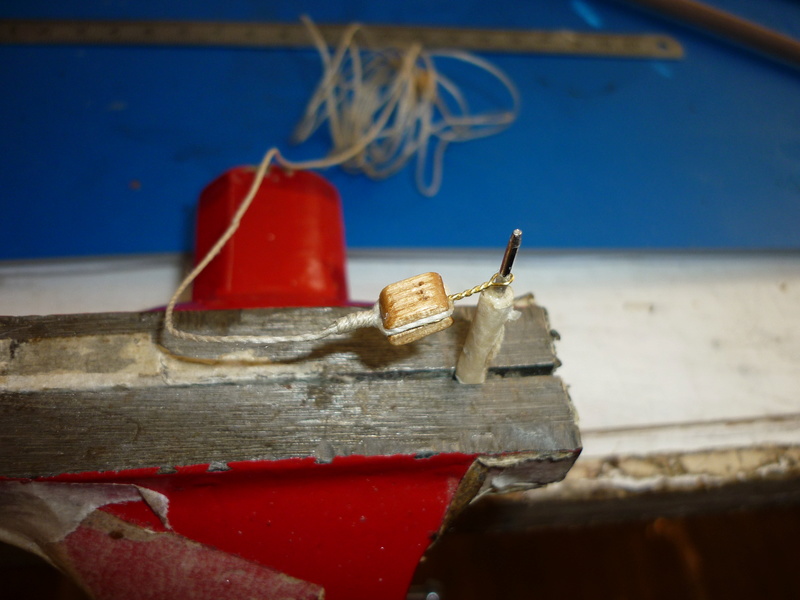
[379,272,453,344]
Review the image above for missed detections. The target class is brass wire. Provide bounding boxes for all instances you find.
[448,273,514,303]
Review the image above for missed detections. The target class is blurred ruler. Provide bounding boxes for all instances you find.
[0,19,683,58]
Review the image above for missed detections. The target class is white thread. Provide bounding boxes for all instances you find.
[378,306,455,336]
[164,18,519,347]
[167,304,381,345]
[293,18,521,197]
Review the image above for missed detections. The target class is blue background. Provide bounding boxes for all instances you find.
[1,0,799,258]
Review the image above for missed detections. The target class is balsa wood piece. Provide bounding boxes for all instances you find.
[378,272,453,345]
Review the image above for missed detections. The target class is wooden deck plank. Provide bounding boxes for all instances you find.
[1,296,557,383]
[0,297,579,480]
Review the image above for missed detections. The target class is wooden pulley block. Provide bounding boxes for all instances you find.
[378,272,454,345]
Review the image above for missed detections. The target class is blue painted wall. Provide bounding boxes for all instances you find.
[1,0,799,258]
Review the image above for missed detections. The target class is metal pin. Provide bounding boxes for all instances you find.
[498,229,522,281]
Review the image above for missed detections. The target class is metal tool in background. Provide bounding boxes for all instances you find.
[618,0,800,70]
[0,19,684,59]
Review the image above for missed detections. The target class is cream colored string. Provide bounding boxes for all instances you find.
[164,18,519,346]
[293,18,520,197]
[165,32,420,345]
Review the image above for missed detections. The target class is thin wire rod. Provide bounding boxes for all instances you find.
[498,229,522,280]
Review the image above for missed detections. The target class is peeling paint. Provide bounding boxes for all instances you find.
[478,450,579,495]
[0,481,170,563]
[522,446,800,502]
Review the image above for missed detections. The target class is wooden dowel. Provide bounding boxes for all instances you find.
[455,285,516,384]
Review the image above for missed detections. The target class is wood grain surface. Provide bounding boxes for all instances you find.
[0,296,580,480]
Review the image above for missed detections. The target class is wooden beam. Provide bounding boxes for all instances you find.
[0,296,580,482]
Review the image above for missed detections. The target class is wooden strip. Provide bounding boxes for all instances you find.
[0,19,684,58]
[0,296,578,482]
[0,296,559,387]
[0,375,578,479]
[623,0,800,69]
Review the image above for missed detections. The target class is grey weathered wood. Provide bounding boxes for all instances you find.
[0,376,577,478]
[0,296,579,481]
[0,295,558,377]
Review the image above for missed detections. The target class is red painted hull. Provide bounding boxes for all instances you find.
[46,453,476,599]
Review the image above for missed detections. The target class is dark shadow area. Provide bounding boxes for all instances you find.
[411,504,800,600]
[0,542,88,600]
[292,325,421,371]
[5,505,800,599]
